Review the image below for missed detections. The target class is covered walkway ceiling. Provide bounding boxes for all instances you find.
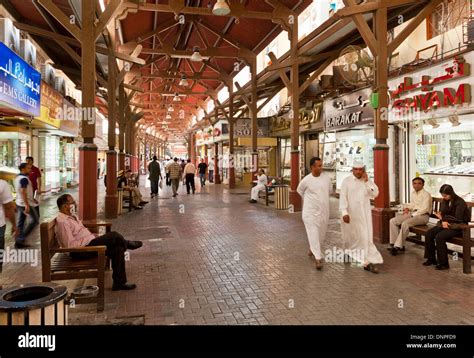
[1,0,435,142]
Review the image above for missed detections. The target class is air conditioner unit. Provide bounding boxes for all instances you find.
[41,63,56,86]
[0,18,20,54]
[55,76,66,95]
[320,75,334,90]
[19,39,36,67]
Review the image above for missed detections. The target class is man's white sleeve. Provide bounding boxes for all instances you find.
[339,179,349,217]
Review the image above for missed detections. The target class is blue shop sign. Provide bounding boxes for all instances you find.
[0,41,41,116]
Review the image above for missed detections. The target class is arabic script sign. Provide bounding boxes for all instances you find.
[0,41,41,116]
[324,88,373,130]
[390,56,470,112]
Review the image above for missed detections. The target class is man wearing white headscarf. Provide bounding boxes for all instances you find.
[339,161,383,273]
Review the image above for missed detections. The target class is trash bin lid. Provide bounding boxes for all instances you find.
[0,283,67,312]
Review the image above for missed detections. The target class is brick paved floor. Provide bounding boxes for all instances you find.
[1,178,473,325]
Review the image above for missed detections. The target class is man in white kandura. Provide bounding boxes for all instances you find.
[249,169,267,204]
[388,177,432,256]
[340,161,383,273]
[297,157,332,270]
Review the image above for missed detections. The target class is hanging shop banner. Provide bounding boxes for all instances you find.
[324,88,373,131]
[234,117,270,137]
[388,54,473,122]
[0,41,41,116]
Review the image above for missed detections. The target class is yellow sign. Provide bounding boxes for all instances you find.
[36,105,60,128]
[236,137,277,147]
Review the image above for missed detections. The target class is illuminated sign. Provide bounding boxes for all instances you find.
[0,41,41,116]
[390,57,470,113]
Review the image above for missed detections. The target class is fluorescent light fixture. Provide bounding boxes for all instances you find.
[212,0,231,16]
[99,0,106,12]
[190,47,203,62]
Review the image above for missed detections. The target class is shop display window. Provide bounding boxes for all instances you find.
[0,132,30,174]
[414,117,474,198]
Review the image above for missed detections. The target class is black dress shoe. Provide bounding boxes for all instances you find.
[422,259,437,266]
[126,240,143,250]
[435,264,449,270]
[390,247,398,256]
[14,242,30,248]
[249,199,257,203]
[386,244,394,251]
[112,283,137,291]
[139,201,149,205]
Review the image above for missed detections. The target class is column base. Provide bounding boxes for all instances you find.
[372,207,396,244]
[105,150,118,219]
[229,167,236,189]
[289,190,302,212]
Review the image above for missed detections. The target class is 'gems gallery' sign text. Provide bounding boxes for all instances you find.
[0,42,41,116]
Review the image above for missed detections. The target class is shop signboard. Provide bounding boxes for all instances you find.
[213,119,229,142]
[0,41,41,116]
[271,102,323,135]
[202,126,214,145]
[388,54,473,122]
[36,81,61,128]
[324,88,373,131]
[58,98,80,136]
[195,130,204,146]
[234,117,270,137]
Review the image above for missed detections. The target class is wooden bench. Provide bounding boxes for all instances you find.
[117,188,133,213]
[40,219,112,312]
[407,197,474,274]
[253,176,280,206]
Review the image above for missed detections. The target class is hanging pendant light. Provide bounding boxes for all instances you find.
[190,47,203,62]
[173,93,181,101]
[166,113,172,120]
[179,74,189,86]
[212,0,231,16]
[168,105,174,112]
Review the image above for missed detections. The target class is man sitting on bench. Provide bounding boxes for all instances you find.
[388,177,432,255]
[249,169,267,204]
[54,194,142,291]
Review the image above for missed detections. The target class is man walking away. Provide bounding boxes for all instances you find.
[340,161,382,273]
[208,158,215,183]
[183,159,196,194]
[148,156,162,198]
[297,157,332,270]
[26,156,42,219]
[389,177,432,255]
[198,159,207,187]
[0,179,18,274]
[15,163,39,248]
[168,158,182,197]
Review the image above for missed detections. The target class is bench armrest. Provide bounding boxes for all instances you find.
[51,245,106,254]
[83,220,112,229]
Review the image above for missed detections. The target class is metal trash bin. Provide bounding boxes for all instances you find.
[274,185,289,210]
[0,283,68,325]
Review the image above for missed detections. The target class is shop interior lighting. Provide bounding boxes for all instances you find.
[168,105,174,112]
[426,118,440,128]
[173,93,181,101]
